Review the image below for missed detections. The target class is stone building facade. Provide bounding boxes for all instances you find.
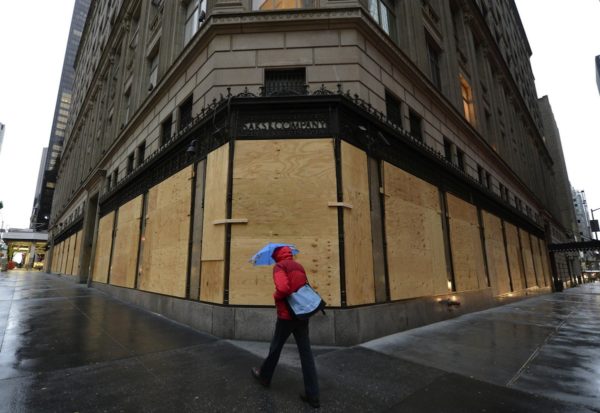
[48,0,574,345]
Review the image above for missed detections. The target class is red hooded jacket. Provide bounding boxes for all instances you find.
[272,246,307,320]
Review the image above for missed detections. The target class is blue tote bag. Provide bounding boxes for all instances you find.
[286,283,326,320]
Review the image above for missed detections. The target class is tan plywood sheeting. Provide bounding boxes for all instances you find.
[139,166,192,298]
[383,162,448,300]
[536,236,551,286]
[200,144,230,303]
[66,234,76,275]
[447,194,487,292]
[530,233,544,287]
[52,242,61,273]
[110,195,143,288]
[519,229,537,288]
[229,139,340,306]
[71,231,82,276]
[92,212,115,283]
[482,210,511,295]
[504,221,525,291]
[341,142,375,305]
[61,237,71,274]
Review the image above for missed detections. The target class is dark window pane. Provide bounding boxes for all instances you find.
[385,91,402,127]
[161,115,172,146]
[409,110,422,141]
[179,96,193,130]
[264,68,306,96]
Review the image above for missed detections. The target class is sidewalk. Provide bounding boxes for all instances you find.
[0,271,598,412]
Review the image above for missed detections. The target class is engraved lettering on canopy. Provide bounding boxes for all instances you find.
[238,113,329,137]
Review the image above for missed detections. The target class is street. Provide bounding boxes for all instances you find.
[0,271,598,412]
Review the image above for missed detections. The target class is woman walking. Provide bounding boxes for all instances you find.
[251,246,320,408]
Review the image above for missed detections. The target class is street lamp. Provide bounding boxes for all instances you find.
[591,208,600,240]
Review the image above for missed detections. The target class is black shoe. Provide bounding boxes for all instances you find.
[300,393,320,408]
[251,367,269,388]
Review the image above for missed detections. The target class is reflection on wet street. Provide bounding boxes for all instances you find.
[1,271,598,412]
[363,282,600,410]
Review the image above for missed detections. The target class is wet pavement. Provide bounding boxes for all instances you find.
[0,271,599,412]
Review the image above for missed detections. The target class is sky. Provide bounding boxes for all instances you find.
[0,0,76,229]
[0,1,599,230]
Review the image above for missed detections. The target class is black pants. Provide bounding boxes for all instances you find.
[260,318,319,398]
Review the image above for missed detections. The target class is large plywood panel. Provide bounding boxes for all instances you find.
[110,196,143,288]
[537,237,551,287]
[229,139,340,306]
[59,238,68,274]
[482,211,511,295]
[71,231,82,276]
[447,194,487,292]
[383,162,448,300]
[92,212,115,283]
[341,142,375,305]
[504,222,524,291]
[51,242,60,273]
[61,237,71,274]
[66,234,76,275]
[519,229,537,288]
[200,144,229,303]
[530,233,544,287]
[57,242,64,273]
[139,166,192,298]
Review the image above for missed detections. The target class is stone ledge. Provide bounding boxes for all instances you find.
[90,282,550,346]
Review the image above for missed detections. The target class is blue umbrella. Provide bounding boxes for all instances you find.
[250,243,299,266]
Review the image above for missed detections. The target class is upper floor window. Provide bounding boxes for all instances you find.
[253,0,314,10]
[161,115,172,146]
[148,52,159,91]
[264,68,306,96]
[443,137,453,162]
[183,0,206,45]
[456,148,465,172]
[460,74,476,125]
[179,96,194,130]
[409,109,423,142]
[368,0,397,41]
[127,153,135,174]
[123,86,131,125]
[426,35,442,90]
[385,91,402,128]
[137,141,146,167]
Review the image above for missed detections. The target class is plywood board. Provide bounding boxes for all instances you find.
[341,142,375,305]
[110,195,143,288]
[530,233,544,287]
[71,231,82,276]
[383,162,448,300]
[138,166,192,298]
[66,234,76,275]
[518,229,537,288]
[92,212,115,283]
[536,236,551,287]
[482,210,511,295]
[200,144,229,303]
[61,237,71,274]
[447,194,487,292]
[229,139,340,306]
[504,221,525,292]
[52,242,61,273]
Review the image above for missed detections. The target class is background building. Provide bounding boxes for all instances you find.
[0,122,5,156]
[596,55,600,94]
[47,0,577,344]
[30,0,91,231]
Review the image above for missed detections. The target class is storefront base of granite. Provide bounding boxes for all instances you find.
[91,281,551,346]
